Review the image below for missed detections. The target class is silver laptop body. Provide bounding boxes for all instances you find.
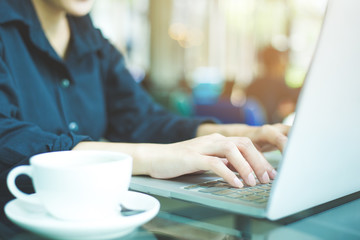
[131,0,360,220]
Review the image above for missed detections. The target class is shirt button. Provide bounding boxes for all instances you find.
[68,122,79,132]
[61,78,70,88]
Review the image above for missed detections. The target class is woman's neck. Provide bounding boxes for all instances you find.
[31,0,71,59]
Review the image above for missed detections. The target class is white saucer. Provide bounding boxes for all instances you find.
[4,191,160,240]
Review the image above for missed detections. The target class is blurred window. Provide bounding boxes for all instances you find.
[91,0,327,123]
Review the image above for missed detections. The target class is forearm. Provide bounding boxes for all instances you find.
[0,121,91,175]
[196,123,255,137]
[72,141,166,176]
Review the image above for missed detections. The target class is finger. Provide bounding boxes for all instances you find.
[219,158,237,172]
[260,125,289,152]
[275,123,291,136]
[224,161,238,172]
[200,156,244,188]
[205,140,257,186]
[259,152,278,180]
[231,137,274,184]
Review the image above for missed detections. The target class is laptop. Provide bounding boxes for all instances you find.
[130,0,360,220]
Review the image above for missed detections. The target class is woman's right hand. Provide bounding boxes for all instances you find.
[74,133,280,188]
[144,133,277,188]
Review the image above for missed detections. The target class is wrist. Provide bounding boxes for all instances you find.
[73,141,158,176]
[132,143,169,177]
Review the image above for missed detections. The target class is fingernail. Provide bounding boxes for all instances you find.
[271,169,277,178]
[234,177,244,188]
[262,171,270,183]
[247,173,256,186]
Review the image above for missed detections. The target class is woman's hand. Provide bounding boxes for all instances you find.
[144,133,277,188]
[197,123,290,152]
[74,123,289,188]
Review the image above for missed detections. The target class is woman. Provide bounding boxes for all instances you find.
[0,0,289,198]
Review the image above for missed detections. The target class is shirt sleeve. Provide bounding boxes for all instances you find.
[0,39,91,178]
[100,40,216,143]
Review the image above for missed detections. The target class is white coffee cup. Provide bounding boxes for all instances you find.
[7,150,132,221]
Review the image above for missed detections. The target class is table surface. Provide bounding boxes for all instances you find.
[1,191,360,240]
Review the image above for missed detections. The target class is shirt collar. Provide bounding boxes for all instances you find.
[0,0,104,60]
[0,0,32,26]
[67,15,104,59]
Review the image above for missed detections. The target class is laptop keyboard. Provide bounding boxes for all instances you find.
[183,179,272,205]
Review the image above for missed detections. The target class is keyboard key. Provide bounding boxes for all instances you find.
[227,193,246,198]
[184,184,201,190]
[211,189,236,196]
[247,188,263,193]
[257,192,270,197]
[199,187,225,193]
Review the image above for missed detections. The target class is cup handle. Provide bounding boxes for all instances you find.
[7,166,38,204]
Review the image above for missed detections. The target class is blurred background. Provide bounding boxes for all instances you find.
[91,0,327,125]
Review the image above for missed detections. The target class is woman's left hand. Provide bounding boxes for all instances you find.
[197,123,290,152]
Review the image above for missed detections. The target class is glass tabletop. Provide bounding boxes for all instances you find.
[1,193,360,240]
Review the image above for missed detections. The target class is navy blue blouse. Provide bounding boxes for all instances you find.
[0,0,211,178]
